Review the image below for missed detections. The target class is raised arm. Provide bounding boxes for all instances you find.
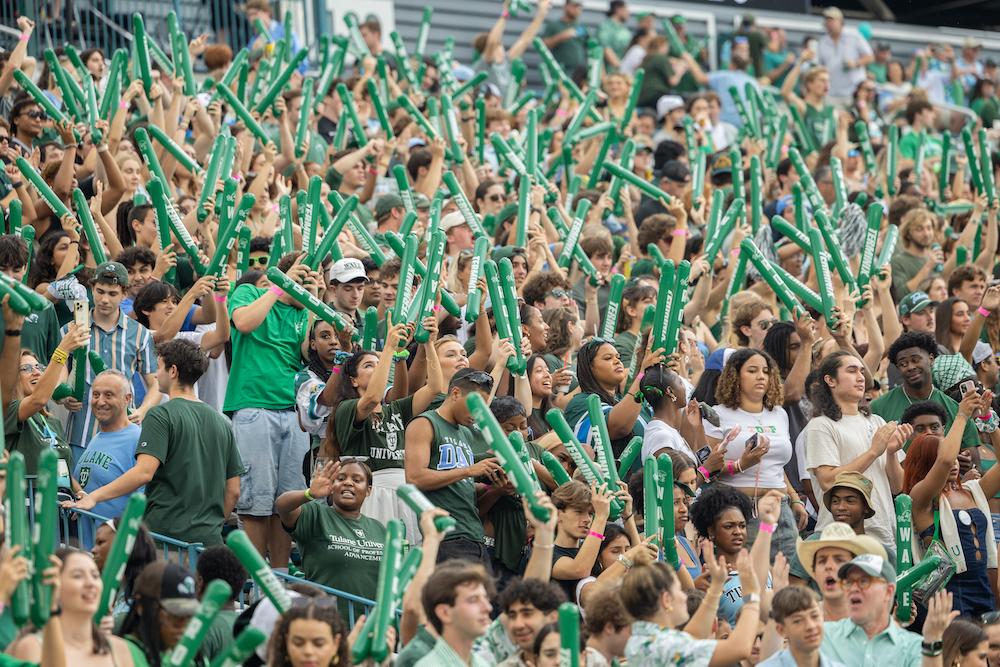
[16,325,89,421]
[0,18,34,96]
[552,484,612,579]
[509,0,552,60]
[911,393,974,514]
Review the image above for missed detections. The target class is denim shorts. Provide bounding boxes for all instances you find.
[232,408,309,517]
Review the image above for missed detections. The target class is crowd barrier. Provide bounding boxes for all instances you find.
[19,477,377,622]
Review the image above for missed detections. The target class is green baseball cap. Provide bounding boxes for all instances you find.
[374,193,404,220]
[93,261,129,288]
[898,291,935,317]
[838,553,896,583]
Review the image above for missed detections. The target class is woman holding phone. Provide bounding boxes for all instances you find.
[703,349,806,562]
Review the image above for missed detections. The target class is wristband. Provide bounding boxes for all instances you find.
[725,460,736,475]
[697,465,712,480]
[5,329,21,337]
[730,247,740,257]
[556,109,568,117]
[758,521,777,534]
[501,9,510,18]
[671,228,689,237]
[119,101,128,110]
[214,294,227,303]
[19,34,29,42]
[9,182,23,189]
[303,488,314,501]
[790,498,805,507]
[51,348,69,365]
[588,530,605,541]
[269,286,284,297]
[979,306,992,317]
[393,350,410,360]
[921,640,943,657]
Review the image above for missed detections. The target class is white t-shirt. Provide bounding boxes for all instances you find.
[703,405,792,489]
[803,413,897,548]
[642,419,697,463]
[175,325,229,412]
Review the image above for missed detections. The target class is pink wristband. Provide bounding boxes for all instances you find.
[758,522,776,534]
[979,306,992,318]
[214,294,226,303]
[269,286,284,297]
[697,465,712,480]
[589,530,605,541]
[119,101,128,110]
[725,460,736,475]
[672,228,689,237]
[19,34,29,42]
[730,247,740,257]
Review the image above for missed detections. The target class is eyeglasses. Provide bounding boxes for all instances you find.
[548,289,571,300]
[247,257,268,267]
[0,136,8,144]
[840,575,876,591]
[757,318,780,331]
[18,363,45,373]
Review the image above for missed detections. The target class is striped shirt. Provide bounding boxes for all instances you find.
[63,311,157,448]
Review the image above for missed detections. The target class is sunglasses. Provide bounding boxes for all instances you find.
[23,111,47,121]
[757,318,780,331]
[486,193,504,202]
[548,289,571,299]
[981,611,1000,624]
[18,363,45,373]
[247,257,268,267]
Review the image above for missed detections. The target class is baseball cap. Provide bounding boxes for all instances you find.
[656,95,685,120]
[822,6,844,20]
[705,347,734,372]
[374,194,404,220]
[441,211,469,232]
[328,258,368,284]
[823,471,876,518]
[973,341,995,366]
[897,291,935,317]
[659,160,691,184]
[797,522,887,582]
[710,151,733,177]
[413,193,431,210]
[671,14,687,24]
[964,37,983,49]
[133,561,199,616]
[838,553,896,583]
[93,261,129,288]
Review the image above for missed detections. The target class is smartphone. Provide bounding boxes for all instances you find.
[73,300,90,330]
[746,433,759,451]
[696,446,712,465]
[960,380,976,397]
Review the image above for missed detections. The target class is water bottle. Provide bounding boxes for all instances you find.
[931,243,944,273]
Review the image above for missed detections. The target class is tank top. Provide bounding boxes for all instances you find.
[421,410,485,543]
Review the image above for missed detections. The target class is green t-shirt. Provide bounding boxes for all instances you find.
[395,625,438,667]
[0,606,16,651]
[200,608,238,662]
[420,410,484,543]
[138,398,244,546]
[333,396,414,471]
[890,249,933,302]
[0,305,62,362]
[637,52,675,108]
[973,97,1000,129]
[224,284,309,412]
[290,501,386,618]
[596,18,631,59]
[868,62,888,83]
[870,386,980,449]
[804,103,835,148]
[899,131,943,161]
[4,402,72,476]
[763,48,792,88]
[541,19,587,72]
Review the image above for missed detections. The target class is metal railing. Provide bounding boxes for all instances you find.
[24,481,378,619]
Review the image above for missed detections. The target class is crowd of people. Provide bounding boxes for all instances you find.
[3,0,1000,665]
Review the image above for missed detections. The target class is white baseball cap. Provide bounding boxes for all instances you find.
[441,211,469,232]
[328,257,368,283]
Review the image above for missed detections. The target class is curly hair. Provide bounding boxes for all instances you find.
[809,351,871,421]
[714,348,783,410]
[267,599,350,667]
[320,350,378,459]
[688,483,754,540]
[195,546,247,603]
[728,299,771,347]
[888,330,938,366]
[497,578,567,614]
[522,273,571,309]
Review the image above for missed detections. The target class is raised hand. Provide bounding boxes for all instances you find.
[309,459,341,499]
